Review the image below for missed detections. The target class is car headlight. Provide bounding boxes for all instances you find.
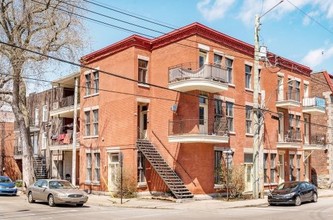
[56,193,68,198]
[0,185,4,189]
[284,192,296,197]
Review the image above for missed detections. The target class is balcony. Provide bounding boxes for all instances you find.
[276,90,301,108]
[168,63,228,93]
[276,130,302,149]
[304,133,326,150]
[50,95,80,118]
[302,97,326,115]
[49,131,80,151]
[168,118,229,143]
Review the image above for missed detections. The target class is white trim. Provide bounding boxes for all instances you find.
[138,55,149,61]
[213,49,224,56]
[138,83,150,88]
[83,105,99,112]
[225,97,235,103]
[277,72,284,77]
[106,147,121,153]
[214,146,229,151]
[213,95,234,103]
[245,61,253,66]
[263,149,278,153]
[243,148,253,153]
[213,94,223,100]
[136,97,150,103]
[303,80,309,85]
[86,149,100,153]
[198,43,210,51]
[225,55,234,60]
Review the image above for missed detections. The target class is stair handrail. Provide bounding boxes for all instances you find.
[151,130,196,187]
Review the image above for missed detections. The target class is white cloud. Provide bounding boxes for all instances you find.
[302,11,320,26]
[197,0,235,21]
[301,46,333,68]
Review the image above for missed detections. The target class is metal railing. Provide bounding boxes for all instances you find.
[168,118,228,136]
[276,90,300,102]
[277,130,302,143]
[305,133,326,145]
[60,95,75,108]
[302,97,326,109]
[168,63,228,83]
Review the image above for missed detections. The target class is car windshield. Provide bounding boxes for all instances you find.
[0,176,11,183]
[276,182,299,190]
[49,181,75,189]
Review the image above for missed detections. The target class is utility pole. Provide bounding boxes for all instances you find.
[72,76,79,185]
[252,14,261,199]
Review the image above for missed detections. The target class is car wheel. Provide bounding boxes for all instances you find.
[28,192,35,203]
[76,204,84,207]
[295,196,301,206]
[48,194,56,207]
[312,193,318,203]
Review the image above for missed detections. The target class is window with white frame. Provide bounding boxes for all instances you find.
[264,153,268,183]
[137,152,146,183]
[288,79,294,100]
[84,111,90,136]
[138,59,148,84]
[214,150,224,184]
[246,105,253,134]
[93,70,99,94]
[270,153,276,183]
[296,155,301,181]
[258,69,261,92]
[86,153,92,182]
[214,99,223,119]
[42,105,48,122]
[225,58,233,84]
[199,50,207,68]
[245,64,252,89]
[93,109,99,136]
[34,108,39,126]
[295,81,300,101]
[85,73,91,96]
[296,115,301,140]
[226,102,234,132]
[94,152,100,182]
[304,83,309,98]
[214,54,222,68]
[289,154,295,181]
[42,132,47,150]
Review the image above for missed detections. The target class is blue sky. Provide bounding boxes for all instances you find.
[83,0,333,73]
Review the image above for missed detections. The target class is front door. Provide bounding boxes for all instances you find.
[278,112,284,142]
[244,163,253,192]
[108,153,120,192]
[138,105,148,139]
[278,153,285,183]
[199,95,208,134]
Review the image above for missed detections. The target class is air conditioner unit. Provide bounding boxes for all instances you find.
[53,102,59,110]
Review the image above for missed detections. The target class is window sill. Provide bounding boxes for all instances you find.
[91,181,100,186]
[85,181,92,185]
[246,133,254,137]
[245,88,253,93]
[264,183,278,186]
[137,182,147,188]
[138,83,150,88]
[228,83,235,88]
[84,93,99,99]
[214,184,225,189]
[228,131,236,135]
[83,135,99,139]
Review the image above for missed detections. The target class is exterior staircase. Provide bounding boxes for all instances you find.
[136,139,193,199]
[33,157,47,179]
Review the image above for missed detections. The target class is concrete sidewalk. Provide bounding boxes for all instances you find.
[85,188,333,210]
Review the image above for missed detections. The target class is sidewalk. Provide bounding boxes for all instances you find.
[85,188,333,210]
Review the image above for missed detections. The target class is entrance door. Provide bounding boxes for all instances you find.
[244,163,253,192]
[278,112,284,142]
[108,153,120,192]
[304,115,310,144]
[278,154,285,183]
[138,105,148,139]
[199,95,208,134]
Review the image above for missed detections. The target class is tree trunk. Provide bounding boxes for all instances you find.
[11,60,35,190]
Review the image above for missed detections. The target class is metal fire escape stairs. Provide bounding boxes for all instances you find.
[136,139,193,199]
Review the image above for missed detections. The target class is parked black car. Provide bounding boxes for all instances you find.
[268,181,318,206]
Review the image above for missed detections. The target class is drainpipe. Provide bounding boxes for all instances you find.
[72,77,78,185]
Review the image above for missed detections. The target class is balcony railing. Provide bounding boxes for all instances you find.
[168,118,228,136]
[60,95,75,108]
[277,90,300,102]
[169,63,228,83]
[277,130,302,143]
[51,131,79,146]
[305,133,326,145]
[302,97,326,114]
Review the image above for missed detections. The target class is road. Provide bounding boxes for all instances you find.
[1,195,333,220]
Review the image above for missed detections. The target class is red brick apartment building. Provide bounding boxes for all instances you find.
[79,23,327,198]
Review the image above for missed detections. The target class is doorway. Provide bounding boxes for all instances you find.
[138,104,148,139]
[199,95,208,134]
[244,163,253,192]
[278,153,285,183]
[108,153,120,192]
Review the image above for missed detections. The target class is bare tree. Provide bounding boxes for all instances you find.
[0,0,85,188]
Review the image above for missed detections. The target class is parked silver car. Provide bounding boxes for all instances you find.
[27,179,88,207]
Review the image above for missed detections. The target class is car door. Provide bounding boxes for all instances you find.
[31,180,43,200]
[298,183,308,202]
[39,180,49,202]
[304,182,314,201]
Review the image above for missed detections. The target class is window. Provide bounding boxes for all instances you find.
[264,154,268,183]
[245,65,252,89]
[85,73,91,96]
[86,153,92,182]
[304,83,309,98]
[42,105,48,122]
[296,155,301,181]
[288,114,294,131]
[199,50,207,67]
[93,70,99,94]
[138,59,148,84]
[289,154,295,181]
[93,109,99,136]
[94,152,100,182]
[214,99,224,119]
[270,154,276,183]
[137,152,146,183]
[277,76,283,101]
[288,79,293,100]
[199,95,207,125]
[264,153,276,184]
[214,54,222,68]
[295,81,300,101]
[225,58,233,84]
[34,108,39,126]
[226,102,234,132]
[258,69,261,92]
[246,106,253,134]
[214,150,223,184]
[296,115,301,140]
[85,111,90,136]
